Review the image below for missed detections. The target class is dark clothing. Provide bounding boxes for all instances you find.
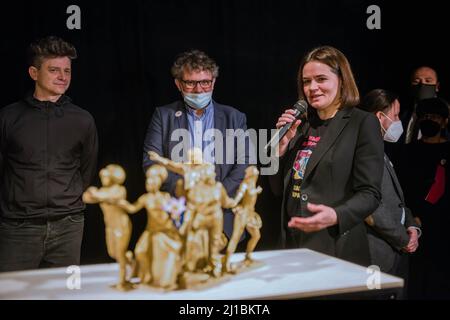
[0,95,98,220]
[399,141,449,220]
[0,213,84,272]
[142,100,249,238]
[0,94,97,272]
[366,154,418,273]
[286,116,330,219]
[270,107,384,267]
[400,104,420,144]
[366,154,419,299]
[398,140,450,299]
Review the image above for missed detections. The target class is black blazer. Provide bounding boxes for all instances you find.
[270,106,384,266]
[142,100,249,238]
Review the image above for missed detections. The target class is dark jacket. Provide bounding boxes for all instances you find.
[366,154,418,273]
[0,95,98,219]
[270,107,384,266]
[142,100,249,238]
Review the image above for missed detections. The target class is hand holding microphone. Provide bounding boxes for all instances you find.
[265,100,308,156]
[276,109,302,146]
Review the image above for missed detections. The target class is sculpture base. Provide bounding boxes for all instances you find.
[119,258,265,291]
[178,271,231,290]
[111,281,137,292]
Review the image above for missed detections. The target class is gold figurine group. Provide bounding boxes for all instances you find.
[82,149,262,291]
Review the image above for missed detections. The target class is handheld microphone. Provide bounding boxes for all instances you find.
[264,100,308,150]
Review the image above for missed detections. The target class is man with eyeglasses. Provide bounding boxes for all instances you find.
[143,49,249,240]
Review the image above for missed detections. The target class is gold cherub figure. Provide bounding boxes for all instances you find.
[82,164,134,291]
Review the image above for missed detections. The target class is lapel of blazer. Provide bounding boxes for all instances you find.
[302,107,353,183]
[384,153,405,202]
[213,101,225,181]
[170,101,189,161]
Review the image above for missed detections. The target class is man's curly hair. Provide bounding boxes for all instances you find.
[171,49,219,79]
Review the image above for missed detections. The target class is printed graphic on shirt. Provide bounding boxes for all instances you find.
[292,184,301,199]
[292,135,321,180]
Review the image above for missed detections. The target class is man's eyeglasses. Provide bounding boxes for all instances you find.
[180,79,213,89]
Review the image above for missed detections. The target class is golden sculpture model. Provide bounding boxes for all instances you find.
[83,149,263,291]
[149,149,231,282]
[223,166,263,274]
[182,167,235,281]
[82,164,134,291]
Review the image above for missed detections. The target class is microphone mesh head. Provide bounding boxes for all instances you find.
[294,100,308,115]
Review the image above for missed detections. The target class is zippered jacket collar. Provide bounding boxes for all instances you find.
[24,94,72,109]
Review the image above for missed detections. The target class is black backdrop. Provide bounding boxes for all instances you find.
[1,0,448,264]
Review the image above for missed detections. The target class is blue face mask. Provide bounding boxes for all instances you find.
[380,112,403,143]
[183,91,213,109]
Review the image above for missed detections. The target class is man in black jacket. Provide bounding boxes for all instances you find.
[0,36,98,272]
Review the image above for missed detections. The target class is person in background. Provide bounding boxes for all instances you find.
[142,49,249,240]
[359,88,421,299]
[0,36,98,272]
[403,66,440,145]
[397,97,449,299]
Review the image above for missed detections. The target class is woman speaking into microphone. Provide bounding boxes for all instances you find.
[270,46,384,266]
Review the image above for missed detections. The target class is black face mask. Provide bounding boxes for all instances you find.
[412,83,437,101]
[419,119,441,137]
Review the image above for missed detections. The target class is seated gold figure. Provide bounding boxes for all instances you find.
[82,164,134,291]
[223,166,263,273]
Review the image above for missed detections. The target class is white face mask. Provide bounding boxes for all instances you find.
[183,91,213,110]
[380,112,403,143]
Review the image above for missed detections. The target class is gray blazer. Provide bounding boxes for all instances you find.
[366,154,418,273]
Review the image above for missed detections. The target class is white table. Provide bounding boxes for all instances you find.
[0,248,403,300]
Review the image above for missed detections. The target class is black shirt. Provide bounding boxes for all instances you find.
[286,114,331,218]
